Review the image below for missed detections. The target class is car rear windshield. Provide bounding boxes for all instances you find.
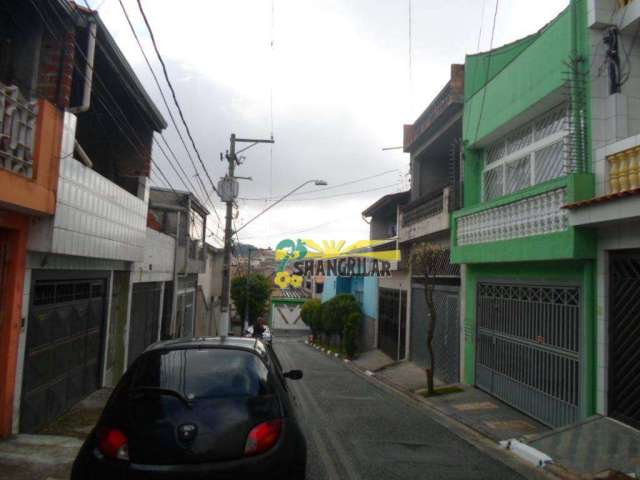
[133,348,273,400]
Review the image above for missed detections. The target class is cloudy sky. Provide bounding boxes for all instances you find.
[89,0,568,249]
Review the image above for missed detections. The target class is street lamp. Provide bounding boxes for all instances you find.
[224,179,327,336]
[234,179,328,234]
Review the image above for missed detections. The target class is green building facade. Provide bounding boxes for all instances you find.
[450,0,597,427]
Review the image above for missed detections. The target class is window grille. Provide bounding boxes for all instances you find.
[482,105,569,201]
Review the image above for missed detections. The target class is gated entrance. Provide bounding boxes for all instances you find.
[21,276,106,433]
[476,282,580,427]
[378,288,407,361]
[411,284,459,384]
[609,251,640,429]
[128,282,162,366]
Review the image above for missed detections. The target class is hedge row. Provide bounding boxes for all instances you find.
[300,294,362,358]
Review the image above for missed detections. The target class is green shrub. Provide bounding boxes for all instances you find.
[301,299,322,335]
[342,311,361,358]
[321,293,361,336]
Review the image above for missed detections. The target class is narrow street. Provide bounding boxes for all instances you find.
[273,335,526,480]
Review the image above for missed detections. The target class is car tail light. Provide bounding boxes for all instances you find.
[244,419,283,456]
[97,427,130,461]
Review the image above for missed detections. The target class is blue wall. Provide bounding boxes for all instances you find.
[321,275,378,321]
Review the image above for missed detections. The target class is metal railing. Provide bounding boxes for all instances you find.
[400,187,448,227]
[0,83,38,178]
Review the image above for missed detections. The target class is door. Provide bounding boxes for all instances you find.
[475,282,580,427]
[609,251,640,428]
[378,288,406,361]
[21,277,106,432]
[411,284,460,384]
[128,282,161,366]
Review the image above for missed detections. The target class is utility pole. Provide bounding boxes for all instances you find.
[219,133,273,337]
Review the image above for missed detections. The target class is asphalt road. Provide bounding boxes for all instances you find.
[273,335,526,480]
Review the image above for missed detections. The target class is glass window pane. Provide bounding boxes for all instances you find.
[134,349,272,399]
[505,156,531,194]
[507,125,532,155]
[535,140,565,183]
[483,166,504,201]
[535,106,567,141]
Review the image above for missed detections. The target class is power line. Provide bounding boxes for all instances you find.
[31,0,223,246]
[476,0,487,52]
[242,182,401,204]
[472,0,500,144]
[115,0,213,209]
[239,169,399,201]
[78,0,222,231]
[135,0,221,203]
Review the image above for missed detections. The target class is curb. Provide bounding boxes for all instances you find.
[304,340,564,480]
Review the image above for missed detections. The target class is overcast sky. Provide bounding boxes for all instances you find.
[90,0,569,249]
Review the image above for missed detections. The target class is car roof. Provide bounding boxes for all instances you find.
[144,336,267,356]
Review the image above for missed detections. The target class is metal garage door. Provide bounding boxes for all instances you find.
[378,288,407,361]
[411,284,460,384]
[21,278,106,433]
[128,282,161,366]
[476,282,580,427]
[609,251,640,429]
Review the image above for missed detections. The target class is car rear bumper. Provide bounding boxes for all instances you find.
[73,439,299,480]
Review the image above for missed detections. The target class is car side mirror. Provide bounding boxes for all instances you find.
[283,370,303,380]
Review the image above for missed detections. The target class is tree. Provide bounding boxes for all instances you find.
[231,273,272,326]
[411,242,444,395]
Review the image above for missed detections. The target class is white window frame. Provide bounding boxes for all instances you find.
[482,105,568,201]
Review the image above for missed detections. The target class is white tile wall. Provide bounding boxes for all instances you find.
[29,113,148,262]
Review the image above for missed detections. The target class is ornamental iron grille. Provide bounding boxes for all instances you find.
[609,251,640,429]
[0,83,37,178]
[21,279,106,433]
[482,105,570,202]
[457,188,568,246]
[475,282,581,427]
[411,284,460,384]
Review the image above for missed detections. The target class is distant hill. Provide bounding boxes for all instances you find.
[233,243,258,257]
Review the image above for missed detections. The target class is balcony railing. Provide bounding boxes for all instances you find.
[0,83,38,178]
[398,186,453,243]
[608,145,640,194]
[401,189,446,227]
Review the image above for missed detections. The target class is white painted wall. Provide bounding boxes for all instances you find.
[271,302,308,331]
[132,228,175,283]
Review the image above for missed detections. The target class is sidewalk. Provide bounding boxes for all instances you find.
[0,388,111,480]
[343,345,640,478]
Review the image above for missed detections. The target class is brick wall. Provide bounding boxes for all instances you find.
[36,29,75,108]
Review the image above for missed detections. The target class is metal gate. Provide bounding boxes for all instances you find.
[21,278,106,432]
[476,282,580,427]
[411,284,460,384]
[128,282,161,366]
[609,251,640,429]
[378,288,407,361]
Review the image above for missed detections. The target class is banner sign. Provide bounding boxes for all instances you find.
[273,239,400,289]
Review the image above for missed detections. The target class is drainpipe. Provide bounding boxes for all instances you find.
[69,20,97,114]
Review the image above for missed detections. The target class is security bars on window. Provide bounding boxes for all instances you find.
[0,83,38,178]
[482,105,569,201]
